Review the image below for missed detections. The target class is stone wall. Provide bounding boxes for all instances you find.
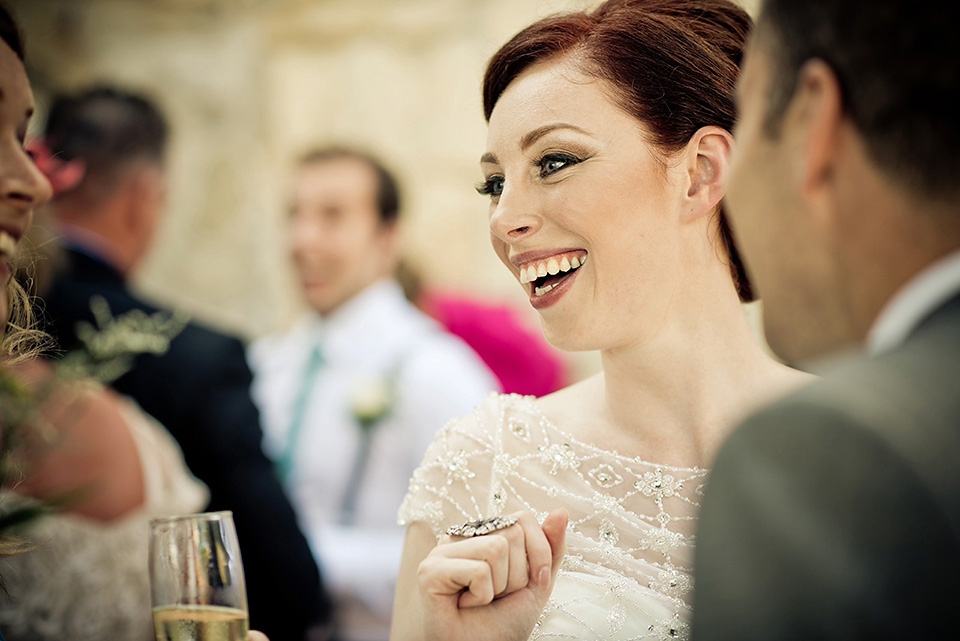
[10,0,762,379]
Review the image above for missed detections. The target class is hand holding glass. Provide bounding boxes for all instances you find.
[150,511,249,641]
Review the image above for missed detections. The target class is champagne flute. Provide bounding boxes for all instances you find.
[150,511,249,641]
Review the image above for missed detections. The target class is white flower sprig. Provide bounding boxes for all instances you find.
[57,296,188,384]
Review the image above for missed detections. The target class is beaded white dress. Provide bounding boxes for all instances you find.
[398,393,707,641]
[0,396,209,641]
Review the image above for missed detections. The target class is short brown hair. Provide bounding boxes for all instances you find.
[298,147,401,226]
[758,0,960,202]
[44,86,168,204]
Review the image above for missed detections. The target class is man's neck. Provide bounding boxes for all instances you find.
[55,221,129,277]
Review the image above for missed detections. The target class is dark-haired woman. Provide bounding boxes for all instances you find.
[392,1,810,639]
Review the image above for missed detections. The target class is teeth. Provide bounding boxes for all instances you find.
[517,252,587,286]
[534,284,555,296]
[0,231,15,256]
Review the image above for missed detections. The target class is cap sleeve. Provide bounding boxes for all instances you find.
[397,392,505,539]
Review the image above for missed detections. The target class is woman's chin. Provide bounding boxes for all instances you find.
[540,321,601,354]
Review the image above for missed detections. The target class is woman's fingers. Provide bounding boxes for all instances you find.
[422,510,562,609]
[477,513,528,597]
[418,554,498,607]
[516,510,554,591]
[430,533,511,595]
[538,508,569,589]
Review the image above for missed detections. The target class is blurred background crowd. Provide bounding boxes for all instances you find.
[8,0,763,379]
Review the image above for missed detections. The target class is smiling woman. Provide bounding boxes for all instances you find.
[0,6,50,359]
[0,6,212,641]
[389,2,811,641]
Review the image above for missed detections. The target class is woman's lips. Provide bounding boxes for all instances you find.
[526,254,586,310]
[521,251,587,309]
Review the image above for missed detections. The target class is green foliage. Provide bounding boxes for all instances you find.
[0,297,186,548]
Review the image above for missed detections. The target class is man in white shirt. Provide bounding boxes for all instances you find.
[692,0,960,638]
[248,147,498,641]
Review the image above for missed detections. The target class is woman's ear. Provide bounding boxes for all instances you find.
[682,125,733,222]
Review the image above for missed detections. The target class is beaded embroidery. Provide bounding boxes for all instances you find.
[398,393,709,640]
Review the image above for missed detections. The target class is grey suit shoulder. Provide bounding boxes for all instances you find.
[691,293,960,640]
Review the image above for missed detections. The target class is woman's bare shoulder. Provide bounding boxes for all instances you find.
[9,359,145,521]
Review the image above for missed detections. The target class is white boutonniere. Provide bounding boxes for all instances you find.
[340,374,396,524]
[349,376,394,432]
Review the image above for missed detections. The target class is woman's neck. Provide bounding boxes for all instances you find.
[542,296,810,469]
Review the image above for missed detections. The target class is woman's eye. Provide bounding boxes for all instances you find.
[538,153,581,177]
[475,176,504,198]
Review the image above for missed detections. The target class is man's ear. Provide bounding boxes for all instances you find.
[120,164,164,234]
[789,59,845,215]
[378,219,402,272]
[114,169,144,235]
[682,125,733,222]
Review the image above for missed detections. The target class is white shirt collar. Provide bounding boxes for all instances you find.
[867,248,960,355]
[297,279,421,356]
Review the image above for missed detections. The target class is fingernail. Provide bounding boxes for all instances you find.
[538,566,550,588]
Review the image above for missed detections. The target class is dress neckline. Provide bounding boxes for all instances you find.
[499,392,708,474]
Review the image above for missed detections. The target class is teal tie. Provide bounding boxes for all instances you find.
[275,344,323,484]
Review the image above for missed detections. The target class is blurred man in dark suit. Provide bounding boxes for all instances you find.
[692,1,960,639]
[39,86,334,641]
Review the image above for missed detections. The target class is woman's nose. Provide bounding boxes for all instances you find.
[489,183,542,243]
[0,143,52,213]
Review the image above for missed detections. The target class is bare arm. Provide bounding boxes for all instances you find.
[390,520,436,641]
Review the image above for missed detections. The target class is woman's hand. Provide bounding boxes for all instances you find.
[414,508,568,641]
[248,632,269,641]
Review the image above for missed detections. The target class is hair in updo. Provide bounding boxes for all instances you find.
[482,0,754,302]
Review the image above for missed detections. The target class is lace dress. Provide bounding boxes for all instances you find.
[398,393,708,641]
[0,396,209,641]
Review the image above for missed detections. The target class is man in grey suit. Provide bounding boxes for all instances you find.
[691,0,960,638]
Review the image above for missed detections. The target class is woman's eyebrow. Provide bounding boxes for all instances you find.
[480,122,593,165]
[520,123,591,151]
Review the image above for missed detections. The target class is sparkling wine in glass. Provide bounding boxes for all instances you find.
[149,511,249,641]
